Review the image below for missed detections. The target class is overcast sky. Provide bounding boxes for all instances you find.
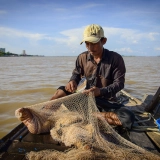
[0,0,160,56]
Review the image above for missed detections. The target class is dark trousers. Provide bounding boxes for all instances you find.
[95,97,135,129]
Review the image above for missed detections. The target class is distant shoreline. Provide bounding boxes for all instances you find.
[0,56,44,57]
[0,51,44,57]
[0,54,44,57]
[0,54,160,57]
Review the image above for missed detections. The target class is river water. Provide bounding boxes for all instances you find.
[0,56,160,138]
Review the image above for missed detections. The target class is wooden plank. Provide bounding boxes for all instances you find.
[129,130,159,153]
[121,89,142,105]
[0,125,28,153]
[0,123,25,142]
[0,152,9,160]
[8,141,70,154]
[0,140,12,153]
[14,128,28,142]
[22,132,59,144]
[1,153,25,160]
[133,112,160,151]
[146,131,160,150]
[145,87,160,112]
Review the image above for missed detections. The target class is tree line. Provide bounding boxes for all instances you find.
[0,51,18,56]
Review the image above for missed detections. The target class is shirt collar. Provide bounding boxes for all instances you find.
[87,52,92,61]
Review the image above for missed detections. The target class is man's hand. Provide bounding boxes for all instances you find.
[83,86,100,97]
[65,80,77,93]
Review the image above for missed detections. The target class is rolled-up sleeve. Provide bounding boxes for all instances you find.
[69,55,82,85]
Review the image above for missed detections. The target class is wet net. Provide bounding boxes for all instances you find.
[15,92,160,160]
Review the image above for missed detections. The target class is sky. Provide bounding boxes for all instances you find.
[0,0,160,56]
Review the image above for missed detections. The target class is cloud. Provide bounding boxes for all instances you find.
[1,25,160,56]
[1,24,159,47]
[58,26,160,49]
[76,3,104,9]
[59,28,83,44]
[0,27,53,41]
[54,8,67,12]
[0,10,7,15]
[148,32,160,41]
[103,27,160,43]
[59,15,83,20]
[114,48,133,53]
[155,47,160,51]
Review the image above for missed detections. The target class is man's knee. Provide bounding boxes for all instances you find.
[99,112,122,126]
[50,86,72,100]
[50,89,66,100]
[115,108,135,129]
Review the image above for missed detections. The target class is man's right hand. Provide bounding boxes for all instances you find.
[65,80,77,93]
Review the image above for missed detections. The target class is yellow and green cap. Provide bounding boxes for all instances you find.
[80,24,105,44]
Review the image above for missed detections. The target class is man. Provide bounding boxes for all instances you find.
[50,24,135,131]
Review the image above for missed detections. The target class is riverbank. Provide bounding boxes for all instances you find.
[0,52,44,57]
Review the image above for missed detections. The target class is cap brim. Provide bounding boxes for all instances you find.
[80,37,101,45]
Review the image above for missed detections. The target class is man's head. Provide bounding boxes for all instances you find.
[81,24,107,57]
[80,24,106,44]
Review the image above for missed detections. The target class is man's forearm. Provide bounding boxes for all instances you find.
[69,74,81,85]
[100,82,124,99]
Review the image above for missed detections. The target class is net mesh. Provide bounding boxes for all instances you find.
[15,92,160,160]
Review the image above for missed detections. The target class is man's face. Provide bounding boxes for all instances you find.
[85,39,105,57]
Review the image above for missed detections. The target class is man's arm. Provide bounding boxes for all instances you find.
[69,55,83,86]
[100,54,126,99]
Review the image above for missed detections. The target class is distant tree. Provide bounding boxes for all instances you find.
[0,51,5,56]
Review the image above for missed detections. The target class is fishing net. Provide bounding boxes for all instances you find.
[15,92,160,160]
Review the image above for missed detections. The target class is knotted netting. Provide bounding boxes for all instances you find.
[15,92,160,160]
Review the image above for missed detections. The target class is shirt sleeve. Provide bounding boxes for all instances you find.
[100,54,126,99]
[69,55,82,85]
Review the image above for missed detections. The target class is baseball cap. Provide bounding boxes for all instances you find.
[80,24,105,44]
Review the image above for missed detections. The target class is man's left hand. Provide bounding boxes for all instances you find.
[83,86,100,97]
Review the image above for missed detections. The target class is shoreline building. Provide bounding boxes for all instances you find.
[22,50,26,56]
[0,48,5,53]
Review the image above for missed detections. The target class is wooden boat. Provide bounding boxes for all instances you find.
[0,87,160,159]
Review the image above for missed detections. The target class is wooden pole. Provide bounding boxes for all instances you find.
[145,87,160,112]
